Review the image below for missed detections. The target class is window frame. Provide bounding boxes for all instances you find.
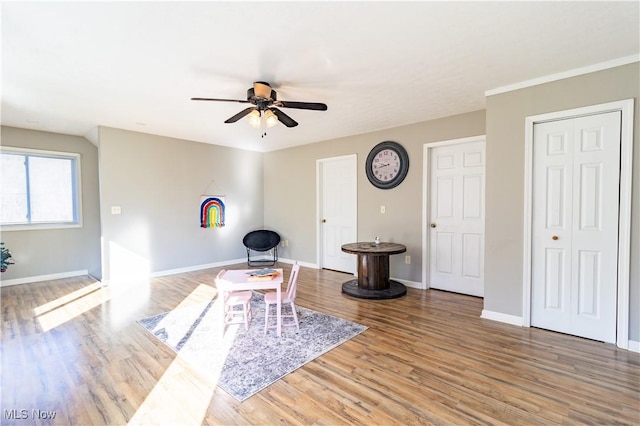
[1,146,83,231]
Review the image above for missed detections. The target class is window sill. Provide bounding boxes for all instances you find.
[1,222,83,232]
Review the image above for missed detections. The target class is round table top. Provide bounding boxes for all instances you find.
[341,242,407,255]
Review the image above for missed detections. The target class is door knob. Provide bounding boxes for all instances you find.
[552,235,559,240]
[322,219,326,223]
[430,223,436,228]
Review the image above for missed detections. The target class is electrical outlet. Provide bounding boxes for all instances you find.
[111,206,121,215]
[405,255,411,264]
[380,205,386,214]
[285,240,289,247]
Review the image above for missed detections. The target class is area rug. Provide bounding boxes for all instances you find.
[137,291,367,401]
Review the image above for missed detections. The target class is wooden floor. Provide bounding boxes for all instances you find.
[2,263,639,425]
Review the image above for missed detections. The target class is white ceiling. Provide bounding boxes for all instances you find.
[2,2,639,152]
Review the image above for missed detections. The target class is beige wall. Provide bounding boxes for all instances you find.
[98,127,264,282]
[0,126,102,281]
[264,110,486,282]
[485,62,639,340]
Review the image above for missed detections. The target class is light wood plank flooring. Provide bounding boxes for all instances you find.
[2,263,639,425]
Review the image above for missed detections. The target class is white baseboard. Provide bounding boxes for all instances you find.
[79,258,314,287]
[391,277,423,290]
[277,257,318,269]
[150,258,321,282]
[150,256,325,279]
[151,258,247,278]
[0,270,89,287]
[481,309,524,326]
[5,259,249,288]
[628,340,640,353]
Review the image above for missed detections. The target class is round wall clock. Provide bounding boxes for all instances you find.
[365,141,410,189]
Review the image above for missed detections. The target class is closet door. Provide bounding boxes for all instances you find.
[531,111,621,343]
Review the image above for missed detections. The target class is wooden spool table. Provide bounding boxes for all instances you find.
[341,242,407,299]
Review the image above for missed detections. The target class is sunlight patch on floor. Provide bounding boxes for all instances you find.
[34,282,112,332]
[150,283,218,348]
[128,284,236,425]
[34,281,102,316]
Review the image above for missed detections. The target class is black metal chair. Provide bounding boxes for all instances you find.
[243,230,281,267]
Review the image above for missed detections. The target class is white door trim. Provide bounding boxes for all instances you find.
[522,99,634,349]
[316,154,358,270]
[422,135,487,290]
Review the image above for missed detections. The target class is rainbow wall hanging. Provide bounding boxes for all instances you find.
[200,196,226,228]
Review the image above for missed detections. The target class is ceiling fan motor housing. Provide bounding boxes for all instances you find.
[247,88,277,103]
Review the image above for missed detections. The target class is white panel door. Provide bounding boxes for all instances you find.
[320,156,356,273]
[429,140,485,297]
[531,111,621,343]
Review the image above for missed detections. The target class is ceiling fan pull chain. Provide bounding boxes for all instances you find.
[261,110,267,138]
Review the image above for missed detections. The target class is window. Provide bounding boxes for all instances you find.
[1,147,82,229]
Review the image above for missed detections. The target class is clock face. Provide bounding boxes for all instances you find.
[372,149,401,182]
[366,141,409,189]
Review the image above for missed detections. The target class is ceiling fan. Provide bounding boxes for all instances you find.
[191,81,327,134]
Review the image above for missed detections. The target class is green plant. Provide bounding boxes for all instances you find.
[1,243,15,272]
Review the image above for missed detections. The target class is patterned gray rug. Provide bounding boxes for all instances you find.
[137,291,367,401]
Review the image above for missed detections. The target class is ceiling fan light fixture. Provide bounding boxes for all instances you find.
[247,109,261,128]
[264,109,278,128]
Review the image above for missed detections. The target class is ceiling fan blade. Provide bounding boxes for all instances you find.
[224,107,256,123]
[271,108,298,127]
[276,100,327,111]
[191,97,250,104]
